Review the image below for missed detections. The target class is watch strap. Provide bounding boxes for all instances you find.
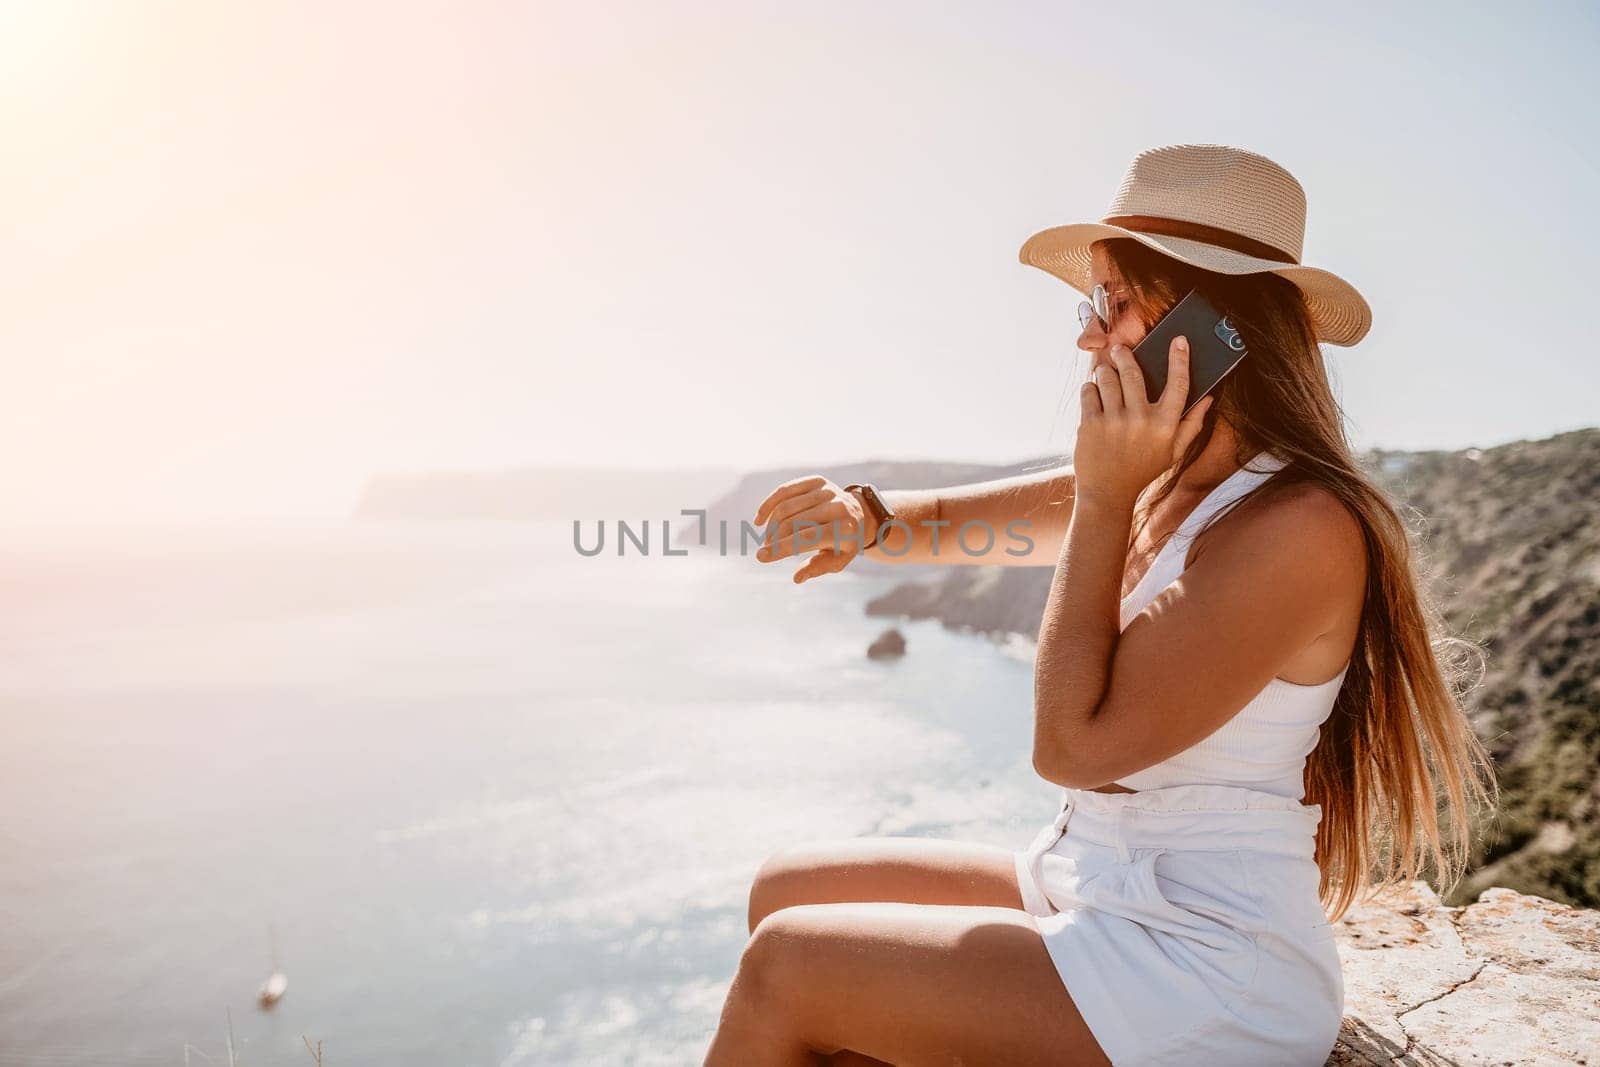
[843,482,893,550]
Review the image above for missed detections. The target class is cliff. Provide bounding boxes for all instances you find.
[1328,880,1598,1065]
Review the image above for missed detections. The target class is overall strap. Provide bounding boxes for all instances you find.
[1172,451,1289,545]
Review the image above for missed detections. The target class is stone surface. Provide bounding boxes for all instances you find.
[1327,881,1600,1065]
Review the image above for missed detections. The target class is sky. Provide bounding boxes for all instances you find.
[2,0,1597,521]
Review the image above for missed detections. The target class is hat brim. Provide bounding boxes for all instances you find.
[1018,222,1372,347]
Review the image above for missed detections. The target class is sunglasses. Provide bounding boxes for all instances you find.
[1077,283,1144,333]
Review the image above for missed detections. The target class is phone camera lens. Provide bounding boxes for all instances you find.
[1214,317,1247,353]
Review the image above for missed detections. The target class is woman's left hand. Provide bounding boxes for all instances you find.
[1073,337,1214,508]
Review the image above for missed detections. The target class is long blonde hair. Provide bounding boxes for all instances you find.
[1099,237,1499,921]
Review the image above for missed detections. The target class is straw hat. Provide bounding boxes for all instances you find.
[1018,144,1372,347]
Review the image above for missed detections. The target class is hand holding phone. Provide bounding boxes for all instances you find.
[1130,290,1248,415]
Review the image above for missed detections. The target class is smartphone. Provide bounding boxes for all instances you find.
[1130,289,1248,415]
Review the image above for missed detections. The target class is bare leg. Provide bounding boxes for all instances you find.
[705,901,1110,1067]
[747,836,1026,933]
[746,836,1030,1064]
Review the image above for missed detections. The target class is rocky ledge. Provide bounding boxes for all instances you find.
[1328,880,1599,1065]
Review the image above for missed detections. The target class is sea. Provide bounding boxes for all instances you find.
[0,518,1054,1066]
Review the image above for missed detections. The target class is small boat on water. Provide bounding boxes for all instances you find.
[257,923,288,1009]
[258,970,288,1008]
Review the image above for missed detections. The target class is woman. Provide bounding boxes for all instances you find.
[706,144,1497,1066]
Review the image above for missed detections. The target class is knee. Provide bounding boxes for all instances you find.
[719,908,822,1049]
[748,848,796,935]
[735,905,812,1007]
[747,843,820,935]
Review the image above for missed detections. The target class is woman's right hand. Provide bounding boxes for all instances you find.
[752,475,875,584]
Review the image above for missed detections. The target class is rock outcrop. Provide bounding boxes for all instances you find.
[1328,880,1599,1066]
[866,627,907,660]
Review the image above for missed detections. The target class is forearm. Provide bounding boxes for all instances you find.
[859,488,941,563]
[862,466,1076,566]
[1031,494,1135,784]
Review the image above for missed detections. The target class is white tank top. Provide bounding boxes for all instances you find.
[1110,451,1350,800]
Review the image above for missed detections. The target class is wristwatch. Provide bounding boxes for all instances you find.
[843,482,894,549]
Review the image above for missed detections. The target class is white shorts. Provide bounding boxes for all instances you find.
[1013,783,1344,1066]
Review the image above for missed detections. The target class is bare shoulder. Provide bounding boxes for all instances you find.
[1190,478,1368,589]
